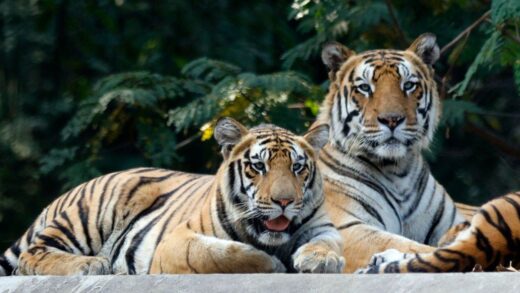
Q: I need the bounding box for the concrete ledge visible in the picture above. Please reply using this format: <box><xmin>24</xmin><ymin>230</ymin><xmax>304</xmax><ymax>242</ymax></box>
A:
<box><xmin>1</xmin><ymin>273</ymin><xmax>519</xmax><ymax>293</ymax></box>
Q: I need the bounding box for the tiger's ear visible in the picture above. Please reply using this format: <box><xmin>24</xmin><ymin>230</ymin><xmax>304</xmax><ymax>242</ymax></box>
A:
<box><xmin>321</xmin><ymin>41</ymin><xmax>355</xmax><ymax>81</ymax></box>
<box><xmin>304</xmin><ymin>123</ymin><xmax>330</xmax><ymax>152</ymax></box>
<box><xmin>407</xmin><ymin>33</ymin><xmax>440</xmax><ymax>66</ymax></box>
<box><xmin>214</xmin><ymin>117</ymin><xmax>249</xmax><ymax>159</ymax></box>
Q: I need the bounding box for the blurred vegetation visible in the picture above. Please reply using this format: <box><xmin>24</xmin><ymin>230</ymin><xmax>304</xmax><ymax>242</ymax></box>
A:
<box><xmin>0</xmin><ymin>0</ymin><xmax>519</xmax><ymax>249</ymax></box>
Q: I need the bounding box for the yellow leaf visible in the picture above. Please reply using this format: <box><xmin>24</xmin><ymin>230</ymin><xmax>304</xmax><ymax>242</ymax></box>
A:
<box><xmin>200</xmin><ymin>123</ymin><xmax>213</xmax><ymax>141</ymax></box>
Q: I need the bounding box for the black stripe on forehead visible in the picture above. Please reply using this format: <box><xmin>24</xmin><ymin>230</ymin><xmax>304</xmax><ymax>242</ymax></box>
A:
<box><xmin>270</xmin><ymin>147</ymin><xmax>294</xmax><ymax>159</ymax></box>
<box><xmin>248</xmin><ymin>137</ymin><xmax>301</xmax><ymax>158</ymax></box>
<box><xmin>250</xmin><ymin>126</ymin><xmax>294</xmax><ymax>137</ymax></box>
<box><xmin>360</xmin><ymin>49</ymin><xmax>403</xmax><ymax>57</ymax></box>
<box><xmin>360</xmin><ymin>50</ymin><xmax>405</xmax><ymax>66</ymax></box>
<box><xmin>257</xmin><ymin>136</ymin><xmax>297</xmax><ymax>149</ymax></box>
<box><xmin>373</xmin><ymin>65</ymin><xmax>401</xmax><ymax>81</ymax></box>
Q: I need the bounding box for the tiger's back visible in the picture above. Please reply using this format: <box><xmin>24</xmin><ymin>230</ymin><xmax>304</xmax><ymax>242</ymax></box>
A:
<box><xmin>1</xmin><ymin>167</ymin><xmax>214</xmax><ymax>275</ymax></box>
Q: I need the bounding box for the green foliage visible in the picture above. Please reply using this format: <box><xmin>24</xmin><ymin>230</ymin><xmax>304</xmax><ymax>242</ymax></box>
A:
<box><xmin>283</xmin><ymin>0</ymin><xmax>350</xmax><ymax>68</ymax></box>
<box><xmin>441</xmin><ymin>100</ymin><xmax>484</xmax><ymax>128</ymax></box>
<box><xmin>491</xmin><ymin>0</ymin><xmax>520</xmax><ymax>24</ymax></box>
<box><xmin>169</xmin><ymin>58</ymin><xmax>319</xmax><ymax>133</ymax></box>
<box><xmin>61</xmin><ymin>72</ymin><xmax>184</xmax><ymax>140</ymax></box>
<box><xmin>182</xmin><ymin>58</ymin><xmax>242</xmax><ymax>82</ymax></box>
<box><xmin>450</xmin><ymin>31</ymin><xmax>504</xmax><ymax>97</ymax></box>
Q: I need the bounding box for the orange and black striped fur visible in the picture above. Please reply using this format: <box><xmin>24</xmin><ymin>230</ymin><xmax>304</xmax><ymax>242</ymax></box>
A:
<box><xmin>0</xmin><ymin>118</ymin><xmax>344</xmax><ymax>275</ymax></box>
<box><xmin>316</xmin><ymin>33</ymin><xmax>478</xmax><ymax>272</ymax></box>
<box><xmin>360</xmin><ymin>191</ymin><xmax>520</xmax><ymax>273</ymax></box>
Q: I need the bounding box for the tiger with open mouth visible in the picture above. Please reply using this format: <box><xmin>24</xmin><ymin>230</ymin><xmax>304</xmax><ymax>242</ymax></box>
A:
<box><xmin>0</xmin><ymin>118</ymin><xmax>344</xmax><ymax>275</ymax></box>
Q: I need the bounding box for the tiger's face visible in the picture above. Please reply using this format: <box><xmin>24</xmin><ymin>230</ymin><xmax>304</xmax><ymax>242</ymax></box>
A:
<box><xmin>318</xmin><ymin>33</ymin><xmax>441</xmax><ymax>160</ymax></box>
<box><xmin>214</xmin><ymin>118</ymin><xmax>329</xmax><ymax>246</ymax></box>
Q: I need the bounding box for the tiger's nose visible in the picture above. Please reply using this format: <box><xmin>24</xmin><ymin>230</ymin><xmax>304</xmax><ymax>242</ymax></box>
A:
<box><xmin>272</xmin><ymin>198</ymin><xmax>294</xmax><ymax>208</ymax></box>
<box><xmin>377</xmin><ymin>114</ymin><xmax>405</xmax><ymax>130</ymax></box>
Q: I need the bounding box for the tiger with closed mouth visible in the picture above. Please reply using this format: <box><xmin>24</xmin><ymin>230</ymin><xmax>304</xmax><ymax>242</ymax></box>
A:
<box><xmin>0</xmin><ymin>118</ymin><xmax>344</xmax><ymax>275</ymax></box>
<box><xmin>316</xmin><ymin>33</ymin><xmax>477</xmax><ymax>272</ymax></box>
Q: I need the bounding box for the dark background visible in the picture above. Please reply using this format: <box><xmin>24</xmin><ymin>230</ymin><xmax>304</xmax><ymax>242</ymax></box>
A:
<box><xmin>1</xmin><ymin>0</ymin><xmax>519</xmax><ymax>250</ymax></box>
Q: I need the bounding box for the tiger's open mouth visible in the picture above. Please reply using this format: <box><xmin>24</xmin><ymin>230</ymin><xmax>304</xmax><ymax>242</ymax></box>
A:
<box><xmin>263</xmin><ymin>215</ymin><xmax>291</xmax><ymax>232</ymax></box>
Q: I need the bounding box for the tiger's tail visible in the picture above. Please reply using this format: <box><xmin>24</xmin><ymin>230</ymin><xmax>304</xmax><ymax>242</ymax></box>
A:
<box><xmin>0</xmin><ymin>254</ymin><xmax>12</xmax><ymax>276</ymax></box>
<box><xmin>0</xmin><ymin>245</ymin><xmax>19</xmax><ymax>276</ymax></box>
<box><xmin>0</xmin><ymin>216</ymin><xmax>46</xmax><ymax>276</ymax></box>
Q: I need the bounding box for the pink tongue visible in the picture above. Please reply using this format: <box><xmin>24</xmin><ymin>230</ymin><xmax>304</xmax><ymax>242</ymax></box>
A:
<box><xmin>264</xmin><ymin>216</ymin><xmax>290</xmax><ymax>232</ymax></box>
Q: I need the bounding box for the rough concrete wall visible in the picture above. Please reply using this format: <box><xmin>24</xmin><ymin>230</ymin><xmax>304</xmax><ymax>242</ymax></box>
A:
<box><xmin>1</xmin><ymin>273</ymin><xmax>519</xmax><ymax>293</ymax></box>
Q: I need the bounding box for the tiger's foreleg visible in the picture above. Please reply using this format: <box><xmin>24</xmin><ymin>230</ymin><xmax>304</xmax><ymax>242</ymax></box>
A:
<box><xmin>17</xmin><ymin>225</ymin><xmax>110</xmax><ymax>275</ymax></box>
<box><xmin>360</xmin><ymin>231</ymin><xmax>483</xmax><ymax>273</ymax></box>
<box><xmin>338</xmin><ymin>223</ymin><xmax>435</xmax><ymax>272</ymax></box>
<box><xmin>361</xmin><ymin>192</ymin><xmax>520</xmax><ymax>273</ymax></box>
<box><xmin>150</xmin><ymin>222</ymin><xmax>286</xmax><ymax>274</ymax></box>
<box><xmin>291</xmin><ymin>211</ymin><xmax>345</xmax><ymax>273</ymax></box>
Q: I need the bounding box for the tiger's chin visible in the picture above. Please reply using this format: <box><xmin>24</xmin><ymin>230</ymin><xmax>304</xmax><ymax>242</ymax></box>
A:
<box><xmin>372</xmin><ymin>141</ymin><xmax>408</xmax><ymax>160</ymax></box>
<box><xmin>257</xmin><ymin>231</ymin><xmax>291</xmax><ymax>246</ymax></box>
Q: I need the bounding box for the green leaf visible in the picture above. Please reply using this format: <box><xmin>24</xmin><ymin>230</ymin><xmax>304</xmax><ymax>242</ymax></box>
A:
<box><xmin>240</xmin><ymin>71</ymin><xmax>312</xmax><ymax>94</ymax></box>
<box><xmin>441</xmin><ymin>100</ymin><xmax>483</xmax><ymax>127</ymax></box>
<box><xmin>136</xmin><ymin>124</ymin><xmax>178</xmax><ymax>167</ymax></box>
<box><xmin>59</xmin><ymin>161</ymin><xmax>102</xmax><ymax>191</ymax></box>
<box><xmin>167</xmin><ymin>95</ymin><xmax>220</xmax><ymax>132</ymax></box>
<box><xmin>491</xmin><ymin>0</ymin><xmax>520</xmax><ymax>24</ymax></box>
<box><xmin>450</xmin><ymin>31</ymin><xmax>503</xmax><ymax>97</ymax></box>
<box><xmin>40</xmin><ymin>147</ymin><xmax>79</xmax><ymax>174</ymax></box>
<box><xmin>182</xmin><ymin>58</ymin><xmax>242</xmax><ymax>82</ymax></box>
<box><xmin>61</xmin><ymin>72</ymin><xmax>185</xmax><ymax>140</ymax></box>
<box><xmin>281</xmin><ymin>35</ymin><xmax>326</xmax><ymax>69</ymax></box>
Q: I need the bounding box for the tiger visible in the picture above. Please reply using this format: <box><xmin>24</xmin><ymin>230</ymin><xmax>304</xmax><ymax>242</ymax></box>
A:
<box><xmin>0</xmin><ymin>117</ymin><xmax>345</xmax><ymax>275</ymax></box>
<box><xmin>315</xmin><ymin>33</ymin><xmax>478</xmax><ymax>272</ymax></box>
<box><xmin>358</xmin><ymin>191</ymin><xmax>520</xmax><ymax>273</ymax></box>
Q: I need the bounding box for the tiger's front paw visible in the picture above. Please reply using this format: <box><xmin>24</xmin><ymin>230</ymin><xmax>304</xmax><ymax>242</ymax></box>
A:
<box><xmin>354</xmin><ymin>265</ymin><xmax>381</xmax><ymax>274</ymax></box>
<box><xmin>224</xmin><ymin>242</ymin><xmax>286</xmax><ymax>273</ymax></box>
<box><xmin>368</xmin><ymin>248</ymin><xmax>411</xmax><ymax>266</ymax></box>
<box><xmin>355</xmin><ymin>249</ymin><xmax>411</xmax><ymax>274</ymax></box>
<box><xmin>292</xmin><ymin>244</ymin><xmax>345</xmax><ymax>273</ymax></box>
<box><xmin>71</xmin><ymin>256</ymin><xmax>111</xmax><ymax>275</ymax></box>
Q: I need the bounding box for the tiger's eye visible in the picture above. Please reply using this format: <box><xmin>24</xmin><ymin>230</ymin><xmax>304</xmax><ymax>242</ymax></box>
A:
<box><xmin>403</xmin><ymin>81</ymin><xmax>415</xmax><ymax>91</ymax></box>
<box><xmin>358</xmin><ymin>84</ymin><xmax>371</xmax><ymax>92</ymax></box>
<box><xmin>292</xmin><ymin>163</ymin><xmax>303</xmax><ymax>172</ymax></box>
<box><xmin>252</xmin><ymin>162</ymin><xmax>266</xmax><ymax>172</ymax></box>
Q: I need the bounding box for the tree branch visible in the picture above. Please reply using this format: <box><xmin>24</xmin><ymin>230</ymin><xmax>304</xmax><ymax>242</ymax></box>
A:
<box><xmin>438</xmin><ymin>33</ymin><xmax>470</xmax><ymax>100</ymax></box>
<box><xmin>503</xmin><ymin>28</ymin><xmax>520</xmax><ymax>45</ymax></box>
<box><xmin>440</xmin><ymin>10</ymin><xmax>491</xmax><ymax>56</ymax></box>
<box><xmin>464</xmin><ymin>122</ymin><xmax>520</xmax><ymax>159</ymax></box>
<box><xmin>175</xmin><ymin>133</ymin><xmax>200</xmax><ymax>150</ymax></box>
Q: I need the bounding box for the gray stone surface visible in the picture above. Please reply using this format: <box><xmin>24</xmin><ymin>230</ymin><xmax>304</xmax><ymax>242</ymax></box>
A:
<box><xmin>0</xmin><ymin>273</ymin><xmax>518</xmax><ymax>293</ymax></box>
